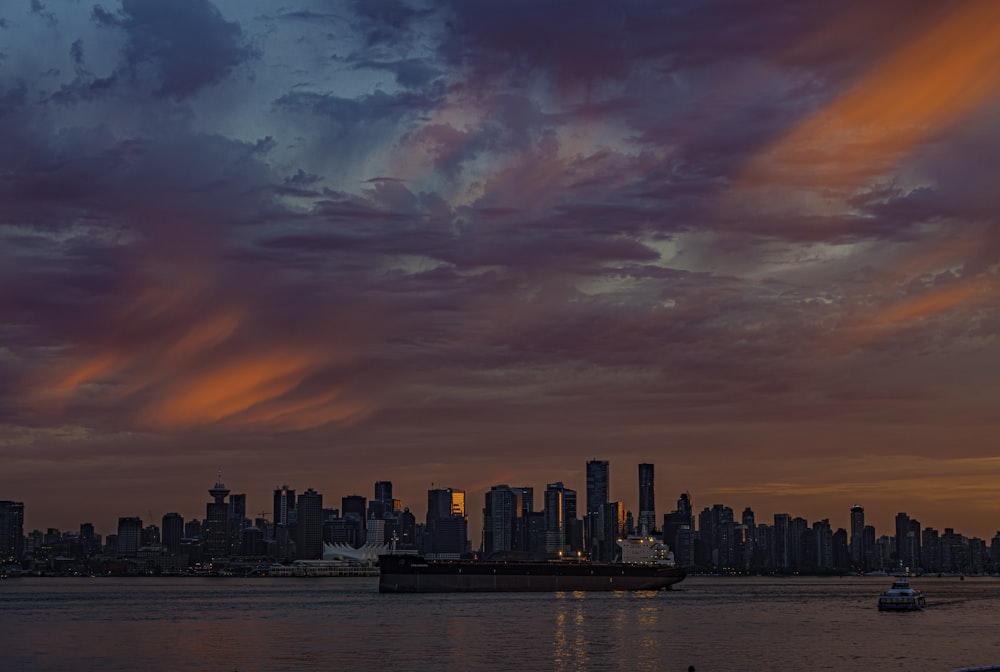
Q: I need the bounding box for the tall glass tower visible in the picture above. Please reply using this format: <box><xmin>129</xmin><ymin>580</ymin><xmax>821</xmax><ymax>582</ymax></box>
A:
<box><xmin>849</xmin><ymin>504</ymin><xmax>865</xmax><ymax>568</ymax></box>
<box><xmin>638</xmin><ymin>463</ymin><xmax>655</xmax><ymax>534</ymax></box>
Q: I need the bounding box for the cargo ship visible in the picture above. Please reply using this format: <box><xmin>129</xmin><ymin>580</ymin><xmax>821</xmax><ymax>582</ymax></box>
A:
<box><xmin>378</xmin><ymin>535</ymin><xmax>686</xmax><ymax>593</ymax></box>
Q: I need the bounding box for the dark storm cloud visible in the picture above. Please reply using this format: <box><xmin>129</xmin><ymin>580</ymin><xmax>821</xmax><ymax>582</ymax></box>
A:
<box><xmin>93</xmin><ymin>0</ymin><xmax>255</xmax><ymax>99</ymax></box>
<box><xmin>350</xmin><ymin>0</ymin><xmax>427</xmax><ymax>47</ymax></box>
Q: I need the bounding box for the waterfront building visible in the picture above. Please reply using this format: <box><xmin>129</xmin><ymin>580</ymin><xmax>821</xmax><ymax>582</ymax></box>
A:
<box><xmin>116</xmin><ymin>517</ymin><xmax>143</xmax><ymax>557</ymax></box>
<box><xmin>0</xmin><ymin>500</ymin><xmax>25</xmax><ymax>563</ymax></box>
<box><xmin>638</xmin><ymin>463</ymin><xmax>655</xmax><ymax>534</ymax></box>
<box><xmin>296</xmin><ymin>488</ymin><xmax>324</xmax><ymax>560</ymax></box>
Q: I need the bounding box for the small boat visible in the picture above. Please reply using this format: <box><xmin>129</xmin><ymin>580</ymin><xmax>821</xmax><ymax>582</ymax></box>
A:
<box><xmin>877</xmin><ymin>577</ymin><xmax>926</xmax><ymax>611</ymax></box>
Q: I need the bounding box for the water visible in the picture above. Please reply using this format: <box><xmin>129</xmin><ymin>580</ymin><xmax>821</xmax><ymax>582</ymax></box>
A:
<box><xmin>2</xmin><ymin>575</ymin><xmax>999</xmax><ymax>671</ymax></box>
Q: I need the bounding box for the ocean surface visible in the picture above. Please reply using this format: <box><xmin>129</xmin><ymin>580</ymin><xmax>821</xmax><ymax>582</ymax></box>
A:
<box><xmin>2</xmin><ymin>574</ymin><xmax>999</xmax><ymax>671</ymax></box>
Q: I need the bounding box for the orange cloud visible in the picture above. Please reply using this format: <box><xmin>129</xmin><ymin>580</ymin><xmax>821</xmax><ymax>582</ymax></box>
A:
<box><xmin>41</xmin><ymin>264</ymin><xmax>373</xmax><ymax>433</ymax></box>
<box><xmin>876</xmin><ymin>281</ymin><xmax>980</xmax><ymax>326</ymax></box>
<box><xmin>837</xmin><ymin>278</ymin><xmax>988</xmax><ymax>350</ymax></box>
<box><xmin>56</xmin><ymin>353</ymin><xmax>119</xmax><ymax>393</ymax></box>
<box><xmin>744</xmin><ymin>2</ymin><xmax>1000</xmax><ymax>190</ymax></box>
<box><xmin>142</xmin><ymin>352</ymin><xmax>315</xmax><ymax>428</ymax></box>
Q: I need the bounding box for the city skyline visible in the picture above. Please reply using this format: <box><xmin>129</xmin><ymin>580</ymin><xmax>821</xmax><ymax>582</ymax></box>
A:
<box><xmin>5</xmin><ymin>464</ymin><xmax>998</xmax><ymax>545</ymax></box>
<box><xmin>3</xmin><ymin>2</ymin><xmax>1000</xmax><ymax>541</ymax></box>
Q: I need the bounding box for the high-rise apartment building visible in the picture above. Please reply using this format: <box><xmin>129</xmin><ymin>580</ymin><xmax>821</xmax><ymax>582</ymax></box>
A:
<box><xmin>638</xmin><ymin>463</ymin><xmax>655</xmax><ymax>534</ymax></box>
<box><xmin>0</xmin><ymin>500</ymin><xmax>25</xmax><ymax>562</ymax></box>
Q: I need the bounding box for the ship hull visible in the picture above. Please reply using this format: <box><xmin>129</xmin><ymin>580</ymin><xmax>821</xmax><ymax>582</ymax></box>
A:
<box><xmin>378</xmin><ymin>555</ymin><xmax>687</xmax><ymax>593</ymax></box>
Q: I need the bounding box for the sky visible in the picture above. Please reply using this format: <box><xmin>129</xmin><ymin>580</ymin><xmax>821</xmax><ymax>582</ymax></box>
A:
<box><xmin>2</xmin><ymin>0</ymin><xmax>1000</xmax><ymax>540</ymax></box>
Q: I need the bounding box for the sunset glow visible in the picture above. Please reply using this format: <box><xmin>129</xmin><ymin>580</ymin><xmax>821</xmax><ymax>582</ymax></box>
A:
<box><xmin>1</xmin><ymin>0</ymin><xmax>999</xmax><ymax>542</ymax></box>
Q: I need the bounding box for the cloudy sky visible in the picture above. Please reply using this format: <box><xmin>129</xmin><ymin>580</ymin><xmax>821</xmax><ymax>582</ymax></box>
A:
<box><xmin>2</xmin><ymin>0</ymin><xmax>1000</xmax><ymax>539</ymax></box>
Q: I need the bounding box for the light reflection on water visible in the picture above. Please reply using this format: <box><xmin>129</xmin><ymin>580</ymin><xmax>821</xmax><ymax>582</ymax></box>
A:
<box><xmin>3</xmin><ymin>576</ymin><xmax>1000</xmax><ymax>671</ymax></box>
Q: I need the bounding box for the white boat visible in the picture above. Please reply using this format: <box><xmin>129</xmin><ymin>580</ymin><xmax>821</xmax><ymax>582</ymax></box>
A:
<box><xmin>877</xmin><ymin>577</ymin><xmax>926</xmax><ymax>611</ymax></box>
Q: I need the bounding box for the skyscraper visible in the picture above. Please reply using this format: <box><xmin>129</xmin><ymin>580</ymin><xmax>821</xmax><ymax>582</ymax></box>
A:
<box><xmin>483</xmin><ymin>485</ymin><xmax>519</xmax><ymax>555</ymax></box>
<box><xmin>162</xmin><ymin>512</ymin><xmax>184</xmax><ymax>553</ymax></box>
<box><xmin>773</xmin><ymin>513</ymin><xmax>790</xmax><ymax>569</ymax></box>
<box><xmin>586</xmin><ymin>459</ymin><xmax>609</xmax><ymax>518</ymax></box>
<box><xmin>850</xmin><ymin>504</ymin><xmax>865</xmax><ymax>568</ymax></box>
<box><xmin>273</xmin><ymin>485</ymin><xmax>296</xmax><ymax>527</ymax></box>
<box><xmin>0</xmin><ymin>500</ymin><xmax>25</xmax><ymax>562</ymax></box>
<box><xmin>116</xmin><ymin>516</ymin><xmax>143</xmax><ymax>557</ymax></box>
<box><xmin>543</xmin><ymin>482</ymin><xmax>565</xmax><ymax>554</ymax></box>
<box><xmin>638</xmin><ymin>463</ymin><xmax>655</xmax><ymax>534</ymax></box>
<box><xmin>585</xmin><ymin>459</ymin><xmax>609</xmax><ymax>555</ymax></box>
<box><xmin>426</xmin><ymin>488</ymin><xmax>467</xmax><ymax>557</ymax></box>
<box><xmin>296</xmin><ymin>488</ymin><xmax>324</xmax><ymax>560</ymax></box>
<box><xmin>229</xmin><ymin>493</ymin><xmax>247</xmax><ymax>555</ymax></box>
<box><xmin>204</xmin><ymin>474</ymin><xmax>230</xmax><ymax>559</ymax></box>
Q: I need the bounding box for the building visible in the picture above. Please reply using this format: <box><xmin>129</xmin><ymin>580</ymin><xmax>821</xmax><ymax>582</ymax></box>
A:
<box><xmin>204</xmin><ymin>475</ymin><xmax>231</xmax><ymax>559</ymax></box>
<box><xmin>0</xmin><ymin>500</ymin><xmax>25</xmax><ymax>563</ymax></box>
<box><xmin>162</xmin><ymin>512</ymin><xmax>184</xmax><ymax>553</ymax></box>
<box><xmin>369</xmin><ymin>481</ymin><xmax>395</xmax><ymax>519</ymax></box>
<box><xmin>273</xmin><ymin>485</ymin><xmax>296</xmax><ymax>527</ymax></box>
<box><xmin>601</xmin><ymin>501</ymin><xmax>626</xmax><ymax>562</ymax></box>
<box><xmin>116</xmin><ymin>517</ymin><xmax>143</xmax><ymax>557</ymax></box>
<box><xmin>849</xmin><ymin>504</ymin><xmax>865</xmax><ymax>569</ymax></box>
<box><xmin>773</xmin><ymin>513</ymin><xmax>790</xmax><ymax>569</ymax></box>
<box><xmin>296</xmin><ymin>488</ymin><xmax>324</xmax><ymax>560</ymax></box>
<box><xmin>638</xmin><ymin>463</ymin><xmax>655</xmax><ymax>534</ymax></box>
<box><xmin>426</xmin><ymin>488</ymin><xmax>467</xmax><ymax>557</ymax></box>
<box><xmin>543</xmin><ymin>482</ymin><xmax>578</xmax><ymax>555</ymax></box>
<box><xmin>585</xmin><ymin>460</ymin><xmax>609</xmax><ymax>555</ymax></box>
<box><xmin>483</xmin><ymin>485</ymin><xmax>518</xmax><ymax>556</ymax></box>
<box><xmin>342</xmin><ymin>495</ymin><xmax>367</xmax><ymax>545</ymax></box>
<box><xmin>229</xmin><ymin>493</ymin><xmax>247</xmax><ymax>554</ymax></box>
<box><xmin>895</xmin><ymin>512</ymin><xmax>921</xmax><ymax>571</ymax></box>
